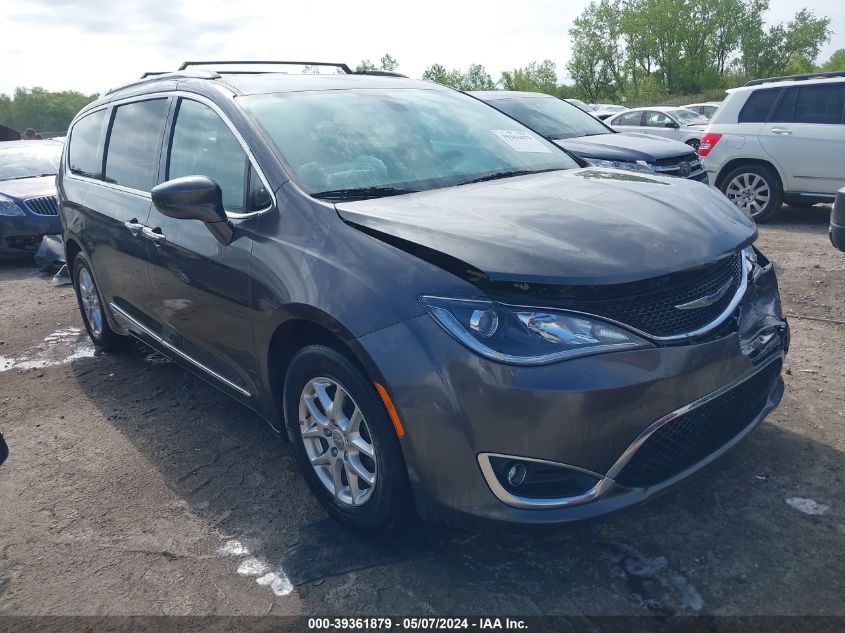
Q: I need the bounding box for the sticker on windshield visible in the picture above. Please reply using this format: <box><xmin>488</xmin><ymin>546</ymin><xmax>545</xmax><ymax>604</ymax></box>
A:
<box><xmin>491</xmin><ymin>130</ymin><xmax>553</xmax><ymax>153</ymax></box>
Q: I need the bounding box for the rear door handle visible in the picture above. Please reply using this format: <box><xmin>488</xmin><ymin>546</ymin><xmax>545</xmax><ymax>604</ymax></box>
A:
<box><xmin>123</xmin><ymin>220</ymin><xmax>144</xmax><ymax>235</ymax></box>
<box><xmin>141</xmin><ymin>226</ymin><xmax>166</xmax><ymax>243</ymax></box>
<box><xmin>771</xmin><ymin>127</ymin><xmax>792</xmax><ymax>135</ymax></box>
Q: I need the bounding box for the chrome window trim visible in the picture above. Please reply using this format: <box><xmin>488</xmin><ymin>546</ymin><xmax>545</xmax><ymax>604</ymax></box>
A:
<box><xmin>64</xmin><ymin>90</ymin><xmax>276</xmax><ymax>219</ymax></box>
<box><xmin>479</xmin><ymin>351</ymin><xmax>783</xmax><ymax>510</ymax></box>
<box><xmin>108</xmin><ymin>302</ymin><xmax>252</xmax><ymax>397</ymax></box>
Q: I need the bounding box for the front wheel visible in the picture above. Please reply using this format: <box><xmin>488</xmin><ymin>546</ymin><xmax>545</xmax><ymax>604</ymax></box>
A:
<box><xmin>72</xmin><ymin>252</ymin><xmax>124</xmax><ymax>350</ymax></box>
<box><xmin>720</xmin><ymin>164</ymin><xmax>782</xmax><ymax>223</ymax></box>
<box><xmin>283</xmin><ymin>345</ymin><xmax>410</xmax><ymax>531</ymax></box>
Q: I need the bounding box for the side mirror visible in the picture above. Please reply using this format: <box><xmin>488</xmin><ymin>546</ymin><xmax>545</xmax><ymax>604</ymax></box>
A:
<box><xmin>151</xmin><ymin>176</ymin><xmax>234</xmax><ymax>245</ymax></box>
<box><xmin>665</xmin><ymin>121</ymin><xmax>680</xmax><ymax>129</ymax></box>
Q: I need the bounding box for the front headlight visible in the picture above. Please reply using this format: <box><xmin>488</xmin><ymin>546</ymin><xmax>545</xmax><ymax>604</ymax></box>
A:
<box><xmin>420</xmin><ymin>296</ymin><xmax>652</xmax><ymax>366</ymax></box>
<box><xmin>583</xmin><ymin>158</ymin><xmax>654</xmax><ymax>173</ymax></box>
<box><xmin>0</xmin><ymin>197</ymin><xmax>25</xmax><ymax>216</ymax></box>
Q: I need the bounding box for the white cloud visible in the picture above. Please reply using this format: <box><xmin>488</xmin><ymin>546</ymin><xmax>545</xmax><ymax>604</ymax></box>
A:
<box><xmin>1</xmin><ymin>0</ymin><xmax>842</xmax><ymax>95</ymax></box>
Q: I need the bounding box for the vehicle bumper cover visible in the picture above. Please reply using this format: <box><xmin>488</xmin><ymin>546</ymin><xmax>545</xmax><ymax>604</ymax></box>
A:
<box><xmin>0</xmin><ymin>213</ymin><xmax>61</xmax><ymax>255</ymax></box>
<box><xmin>357</xmin><ymin>260</ymin><xmax>787</xmax><ymax>525</ymax></box>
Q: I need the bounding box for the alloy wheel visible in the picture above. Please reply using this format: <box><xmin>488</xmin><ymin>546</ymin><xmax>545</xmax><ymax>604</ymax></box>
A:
<box><xmin>78</xmin><ymin>267</ymin><xmax>104</xmax><ymax>338</ymax></box>
<box><xmin>298</xmin><ymin>377</ymin><xmax>378</xmax><ymax>506</ymax></box>
<box><xmin>725</xmin><ymin>172</ymin><xmax>770</xmax><ymax>218</ymax></box>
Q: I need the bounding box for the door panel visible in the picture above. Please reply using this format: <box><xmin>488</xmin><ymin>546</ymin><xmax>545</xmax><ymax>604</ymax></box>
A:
<box><xmin>144</xmin><ymin>97</ymin><xmax>263</xmax><ymax>398</ymax></box>
<box><xmin>760</xmin><ymin>84</ymin><xmax>845</xmax><ymax>195</ymax></box>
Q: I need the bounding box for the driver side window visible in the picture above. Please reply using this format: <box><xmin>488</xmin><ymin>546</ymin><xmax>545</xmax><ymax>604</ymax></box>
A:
<box><xmin>168</xmin><ymin>99</ymin><xmax>251</xmax><ymax>213</ymax></box>
<box><xmin>645</xmin><ymin>111</ymin><xmax>672</xmax><ymax>127</ymax></box>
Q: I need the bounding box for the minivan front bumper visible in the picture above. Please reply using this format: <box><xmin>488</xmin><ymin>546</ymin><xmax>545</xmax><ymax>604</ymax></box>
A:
<box><xmin>356</xmin><ymin>261</ymin><xmax>787</xmax><ymax>526</ymax></box>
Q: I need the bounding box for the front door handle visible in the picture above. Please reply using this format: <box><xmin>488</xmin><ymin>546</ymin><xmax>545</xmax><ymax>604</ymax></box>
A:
<box><xmin>771</xmin><ymin>127</ymin><xmax>792</xmax><ymax>135</ymax></box>
<box><xmin>141</xmin><ymin>226</ymin><xmax>166</xmax><ymax>243</ymax></box>
<box><xmin>123</xmin><ymin>219</ymin><xmax>144</xmax><ymax>236</ymax></box>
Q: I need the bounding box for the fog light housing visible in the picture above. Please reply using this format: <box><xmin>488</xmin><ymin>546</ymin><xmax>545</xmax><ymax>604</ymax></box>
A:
<box><xmin>506</xmin><ymin>462</ymin><xmax>527</xmax><ymax>487</ymax></box>
<box><xmin>487</xmin><ymin>455</ymin><xmax>601</xmax><ymax>500</ymax></box>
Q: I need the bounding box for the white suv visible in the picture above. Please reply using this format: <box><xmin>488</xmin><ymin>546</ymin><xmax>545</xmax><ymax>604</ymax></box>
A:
<box><xmin>700</xmin><ymin>72</ymin><xmax>845</xmax><ymax>222</ymax></box>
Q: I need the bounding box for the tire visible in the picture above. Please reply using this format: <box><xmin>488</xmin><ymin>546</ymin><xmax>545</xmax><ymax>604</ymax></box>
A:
<box><xmin>283</xmin><ymin>345</ymin><xmax>410</xmax><ymax>531</ymax></box>
<box><xmin>685</xmin><ymin>138</ymin><xmax>701</xmax><ymax>151</ymax></box>
<box><xmin>719</xmin><ymin>164</ymin><xmax>782</xmax><ymax>223</ymax></box>
<box><xmin>71</xmin><ymin>252</ymin><xmax>125</xmax><ymax>351</ymax></box>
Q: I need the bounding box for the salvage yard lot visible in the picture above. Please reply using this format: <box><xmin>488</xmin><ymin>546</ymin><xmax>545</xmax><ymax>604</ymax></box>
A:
<box><xmin>1</xmin><ymin>205</ymin><xmax>843</xmax><ymax>617</ymax></box>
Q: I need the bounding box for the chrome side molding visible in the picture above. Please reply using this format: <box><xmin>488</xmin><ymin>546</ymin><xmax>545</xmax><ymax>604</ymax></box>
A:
<box><xmin>108</xmin><ymin>302</ymin><xmax>251</xmax><ymax>397</ymax></box>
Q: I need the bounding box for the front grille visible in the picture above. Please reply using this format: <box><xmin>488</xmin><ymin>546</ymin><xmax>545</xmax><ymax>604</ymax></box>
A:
<box><xmin>614</xmin><ymin>359</ymin><xmax>781</xmax><ymax>488</ymax></box>
<box><xmin>24</xmin><ymin>195</ymin><xmax>58</xmax><ymax>216</ymax></box>
<box><xmin>653</xmin><ymin>153</ymin><xmax>705</xmax><ymax>180</ymax></box>
<box><xmin>566</xmin><ymin>252</ymin><xmax>744</xmax><ymax>338</ymax></box>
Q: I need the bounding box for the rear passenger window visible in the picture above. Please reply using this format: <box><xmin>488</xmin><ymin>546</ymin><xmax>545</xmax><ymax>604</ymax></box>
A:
<box><xmin>738</xmin><ymin>88</ymin><xmax>780</xmax><ymax>123</ymax></box>
<box><xmin>168</xmin><ymin>100</ymin><xmax>248</xmax><ymax>213</ymax></box>
<box><xmin>615</xmin><ymin>111</ymin><xmax>642</xmax><ymax>126</ymax></box>
<box><xmin>104</xmin><ymin>99</ymin><xmax>169</xmax><ymax>191</ymax></box>
<box><xmin>770</xmin><ymin>88</ymin><xmax>797</xmax><ymax>123</ymax></box>
<box><xmin>794</xmin><ymin>84</ymin><xmax>845</xmax><ymax>124</ymax></box>
<box><xmin>69</xmin><ymin>109</ymin><xmax>107</xmax><ymax>178</ymax></box>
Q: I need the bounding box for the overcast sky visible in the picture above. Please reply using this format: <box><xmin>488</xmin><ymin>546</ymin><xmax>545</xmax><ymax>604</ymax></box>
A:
<box><xmin>2</xmin><ymin>0</ymin><xmax>843</xmax><ymax>95</ymax></box>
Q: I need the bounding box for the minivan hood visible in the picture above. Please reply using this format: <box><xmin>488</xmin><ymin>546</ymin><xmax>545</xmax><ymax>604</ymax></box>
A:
<box><xmin>336</xmin><ymin>169</ymin><xmax>756</xmax><ymax>286</ymax></box>
<box><xmin>0</xmin><ymin>176</ymin><xmax>56</xmax><ymax>201</ymax></box>
<box><xmin>555</xmin><ymin>133</ymin><xmax>695</xmax><ymax>162</ymax></box>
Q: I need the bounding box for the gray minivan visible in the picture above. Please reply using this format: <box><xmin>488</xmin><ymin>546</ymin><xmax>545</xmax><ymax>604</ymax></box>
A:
<box><xmin>58</xmin><ymin>63</ymin><xmax>788</xmax><ymax>530</ymax></box>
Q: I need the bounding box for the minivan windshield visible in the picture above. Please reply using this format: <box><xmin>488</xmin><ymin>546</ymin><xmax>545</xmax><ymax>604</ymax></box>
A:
<box><xmin>483</xmin><ymin>94</ymin><xmax>612</xmax><ymax>140</ymax></box>
<box><xmin>0</xmin><ymin>144</ymin><xmax>62</xmax><ymax>181</ymax></box>
<box><xmin>242</xmin><ymin>88</ymin><xmax>578</xmax><ymax>200</ymax></box>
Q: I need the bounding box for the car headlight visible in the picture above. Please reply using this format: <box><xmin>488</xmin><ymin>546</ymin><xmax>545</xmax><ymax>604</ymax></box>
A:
<box><xmin>583</xmin><ymin>158</ymin><xmax>655</xmax><ymax>173</ymax></box>
<box><xmin>420</xmin><ymin>296</ymin><xmax>652</xmax><ymax>366</ymax></box>
<box><xmin>0</xmin><ymin>197</ymin><xmax>24</xmax><ymax>217</ymax></box>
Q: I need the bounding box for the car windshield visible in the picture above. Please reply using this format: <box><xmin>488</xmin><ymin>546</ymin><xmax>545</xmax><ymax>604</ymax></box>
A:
<box><xmin>486</xmin><ymin>95</ymin><xmax>612</xmax><ymax>140</ymax></box>
<box><xmin>566</xmin><ymin>99</ymin><xmax>594</xmax><ymax>112</ymax></box>
<box><xmin>670</xmin><ymin>109</ymin><xmax>709</xmax><ymax>125</ymax></box>
<box><xmin>0</xmin><ymin>144</ymin><xmax>62</xmax><ymax>181</ymax></box>
<box><xmin>241</xmin><ymin>88</ymin><xmax>578</xmax><ymax>199</ymax></box>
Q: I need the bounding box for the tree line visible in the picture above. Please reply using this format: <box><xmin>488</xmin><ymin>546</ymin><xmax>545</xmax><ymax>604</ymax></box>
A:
<box><xmin>2</xmin><ymin>4</ymin><xmax>841</xmax><ymax>136</ymax></box>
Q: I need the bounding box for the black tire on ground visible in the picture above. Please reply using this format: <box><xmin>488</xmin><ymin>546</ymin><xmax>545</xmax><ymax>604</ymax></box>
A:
<box><xmin>71</xmin><ymin>252</ymin><xmax>125</xmax><ymax>351</ymax></box>
<box><xmin>283</xmin><ymin>345</ymin><xmax>410</xmax><ymax>531</ymax></box>
<box><xmin>719</xmin><ymin>163</ymin><xmax>783</xmax><ymax>223</ymax></box>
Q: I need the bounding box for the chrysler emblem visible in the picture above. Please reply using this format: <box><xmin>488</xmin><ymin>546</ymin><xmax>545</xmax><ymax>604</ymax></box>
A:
<box><xmin>675</xmin><ymin>278</ymin><xmax>733</xmax><ymax>310</ymax></box>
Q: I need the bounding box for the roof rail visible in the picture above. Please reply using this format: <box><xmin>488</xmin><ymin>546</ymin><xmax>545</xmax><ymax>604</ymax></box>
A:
<box><xmin>179</xmin><ymin>60</ymin><xmax>354</xmax><ymax>74</ymax></box>
<box><xmin>745</xmin><ymin>70</ymin><xmax>845</xmax><ymax>86</ymax></box>
<box><xmin>356</xmin><ymin>70</ymin><xmax>408</xmax><ymax>78</ymax></box>
<box><xmin>103</xmin><ymin>69</ymin><xmax>221</xmax><ymax>96</ymax></box>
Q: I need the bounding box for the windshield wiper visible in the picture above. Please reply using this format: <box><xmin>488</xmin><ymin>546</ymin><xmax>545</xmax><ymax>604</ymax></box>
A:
<box><xmin>312</xmin><ymin>186</ymin><xmax>419</xmax><ymax>201</ymax></box>
<box><xmin>457</xmin><ymin>168</ymin><xmax>561</xmax><ymax>186</ymax></box>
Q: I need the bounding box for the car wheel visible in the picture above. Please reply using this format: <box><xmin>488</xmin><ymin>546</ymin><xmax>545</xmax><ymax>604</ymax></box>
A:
<box><xmin>283</xmin><ymin>345</ymin><xmax>410</xmax><ymax>531</ymax></box>
<box><xmin>720</xmin><ymin>164</ymin><xmax>782</xmax><ymax>223</ymax></box>
<box><xmin>72</xmin><ymin>252</ymin><xmax>124</xmax><ymax>350</ymax></box>
<box><xmin>686</xmin><ymin>138</ymin><xmax>701</xmax><ymax>151</ymax></box>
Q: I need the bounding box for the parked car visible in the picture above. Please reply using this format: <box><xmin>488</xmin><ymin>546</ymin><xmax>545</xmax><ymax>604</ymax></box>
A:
<box><xmin>684</xmin><ymin>102</ymin><xmax>722</xmax><ymax>120</ymax></box>
<box><xmin>607</xmin><ymin>107</ymin><xmax>709</xmax><ymax>150</ymax></box>
<box><xmin>831</xmin><ymin>186</ymin><xmax>845</xmax><ymax>252</ymax></box>
<box><xmin>700</xmin><ymin>72</ymin><xmax>845</xmax><ymax>222</ymax></box>
<box><xmin>58</xmin><ymin>62</ymin><xmax>788</xmax><ymax>531</ymax></box>
<box><xmin>471</xmin><ymin>91</ymin><xmax>706</xmax><ymax>182</ymax></box>
<box><xmin>591</xmin><ymin>103</ymin><xmax>628</xmax><ymax>120</ymax></box>
<box><xmin>564</xmin><ymin>98</ymin><xmax>594</xmax><ymax>113</ymax></box>
<box><xmin>0</xmin><ymin>139</ymin><xmax>63</xmax><ymax>259</ymax></box>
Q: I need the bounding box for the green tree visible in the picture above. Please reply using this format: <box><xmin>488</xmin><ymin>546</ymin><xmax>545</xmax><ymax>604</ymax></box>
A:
<box><xmin>355</xmin><ymin>54</ymin><xmax>399</xmax><ymax>73</ymax></box>
<box><xmin>500</xmin><ymin>60</ymin><xmax>559</xmax><ymax>94</ymax></box>
<box><xmin>820</xmin><ymin>49</ymin><xmax>845</xmax><ymax>72</ymax></box>
<box><xmin>422</xmin><ymin>63</ymin><xmax>495</xmax><ymax>90</ymax></box>
<box><xmin>0</xmin><ymin>87</ymin><xmax>98</xmax><ymax>136</ymax></box>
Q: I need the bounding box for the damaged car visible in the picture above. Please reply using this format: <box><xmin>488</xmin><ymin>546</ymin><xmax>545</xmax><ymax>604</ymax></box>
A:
<box><xmin>58</xmin><ymin>62</ymin><xmax>789</xmax><ymax>530</ymax></box>
<box><xmin>0</xmin><ymin>139</ymin><xmax>63</xmax><ymax>259</ymax></box>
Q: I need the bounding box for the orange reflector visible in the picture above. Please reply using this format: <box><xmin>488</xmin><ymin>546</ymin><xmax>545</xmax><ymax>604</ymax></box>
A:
<box><xmin>374</xmin><ymin>382</ymin><xmax>405</xmax><ymax>438</ymax></box>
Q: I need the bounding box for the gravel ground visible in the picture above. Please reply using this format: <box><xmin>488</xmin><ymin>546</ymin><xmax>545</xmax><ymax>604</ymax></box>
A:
<box><xmin>0</xmin><ymin>204</ymin><xmax>843</xmax><ymax>618</ymax></box>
